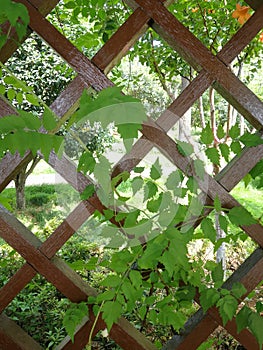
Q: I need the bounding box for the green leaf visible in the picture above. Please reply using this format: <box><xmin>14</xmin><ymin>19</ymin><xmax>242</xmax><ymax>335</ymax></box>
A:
<box><xmin>219</xmin><ymin>214</ymin><xmax>228</xmax><ymax>232</ymax></box>
<box><xmin>219</xmin><ymin>143</ymin><xmax>230</xmax><ymax>162</ymax></box>
<box><xmin>117</xmin><ymin>123</ymin><xmax>142</xmax><ymax>139</ymax></box>
<box><xmin>94</xmin><ymin>155</ymin><xmax>112</xmax><ymax>204</ymax></box>
<box><xmin>211</xmin><ymin>262</ymin><xmax>224</xmax><ymax>287</ymax></box>
<box><xmin>248</xmin><ymin>312</ymin><xmax>263</xmax><ymax>348</ymax></box>
<box><xmin>214</xmin><ymin>195</ymin><xmax>221</xmax><ymax>212</ymax></box>
<box><xmin>159</xmin><ymin>203</ymin><xmax>178</xmax><ymax>227</ymax></box>
<box><xmin>16</xmin><ymin>91</ymin><xmax>23</xmax><ymax>104</ymax></box>
<box><xmin>75</xmin><ymin>87</ymin><xmax>147</xmax><ymax>129</ymax></box>
<box><xmin>227</xmin><ymin>206</ymin><xmax>257</xmax><ymax>226</ymax></box>
<box><xmin>144</xmin><ymin>181</ymin><xmax>158</xmax><ymax>201</ymax></box>
<box><xmin>0</xmin><ymin>194</ymin><xmax>12</xmax><ymax>211</ymax></box>
<box><xmin>217</xmin><ymin>295</ymin><xmax>238</xmax><ymax>326</ymax></box>
<box><xmin>165</xmin><ymin>170</ymin><xmax>183</xmax><ymax>190</ymax></box>
<box><xmin>200</xmin><ymin>288</ymin><xmax>220</xmax><ymax>313</ymax></box>
<box><xmin>131</xmin><ymin>176</ymin><xmax>144</xmax><ymax>195</ymax></box>
<box><xmin>25</xmin><ymin>93</ymin><xmax>40</xmax><ymax>106</ymax></box>
<box><xmin>133</xmin><ymin>166</ymin><xmax>144</xmax><ymax>173</ymax></box>
<box><xmin>80</xmin><ymin>184</ymin><xmax>95</xmax><ymax>200</ymax></box>
<box><xmin>7</xmin><ymin>88</ymin><xmax>16</xmax><ymax>101</ymax></box>
<box><xmin>230</xmin><ymin>141</ymin><xmax>242</xmax><ymax>155</ymax></box>
<box><xmin>1</xmin><ymin>131</ymin><xmax>62</xmax><ymax>161</ymax></box>
<box><xmin>193</xmin><ymin>158</ymin><xmax>205</xmax><ymax>180</ymax></box>
<box><xmin>78</xmin><ymin>151</ymin><xmax>96</xmax><ymax>174</ymax></box>
<box><xmin>200</xmin><ymin>123</ymin><xmax>214</xmax><ymax>145</ymax></box>
<box><xmin>96</xmin><ymin>290</ymin><xmax>116</xmax><ymax>303</ymax></box>
<box><xmin>43</xmin><ymin>108</ymin><xmax>57</xmax><ymax>131</ymax></box>
<box><xmin>138</xmin><ymin>241</ymin><xmax>165</xmax><ymax>269</ymax></box>
<box><xmin>101</xmin><ymin>300</ymin><xmax>122</xmax><ymax>330</ymax></box>
<box><xmin>124</xmin><ymin>219</ymin><xmax>152</xmax><ymax>239</ymax></box>
<box><xmin>256</xmin><ymin>301</ymin><xmax>263</xmax><ymax>314</ymax></box>
<box><xmin>240</xmin><ymin>133</ymin><xmax>263</xmax><ymax>147</ymax></box>
<box><xmin>217</xmin><ymin>125</ymin><xmax>225</xmax><ymax>139</ymax></box>
<box><xmin>231</xmin><ymin>282</ymin><xmax>247</xmax><ymax>299</ymax></box>
<box><xmin>186</xmin><ymin>176</ymin><xmax>198</xmax><ymax>194</ymax></box>
<box><xmin>150</xmin><ymin>158</ymin><xmax>162</xmax><ymax>180</ymax></box>
<box><xmin>205</xmin><ymin>147</ymin><xmax>220</xmax><ymax>165</ymax></box>
<box><xmin>100</xmin><ymin>275</ymin><xmax>122</xmax><ymax>288</ymax></box>
<box><xmin>129</xmin><ymin>270</ymin><xmax>142</xmax><ymax>289</ymax></box>
<box><xmin>63</xmin><ymin>302</ymin><xmax>88</xmax><ymax>343</ymax></box>
<box><xmin>147</xmin><ymin>193</ymin><xmax>163</xmax><ymax>213</ymax></box>
<box><xmin>229</xmin><ymin>124</ymin><xmax>240</xmax><ymax>139</ymax></box>
<box><xmin>177</xmin><ymin>140</ymin><xmax>194</xmax><ymax>157</ymax></box>
<box><xmin>250</xmin><ymin>160</ymin><xmax>263</xmax><ymax>179</ymax></box>
<box><xmin>201</xmin><ymin>217</ymin><xmax>216</xmax><ymax>243</ymax></box>
<box><xmin>236</xmin><ymin>306</ymin><xmax>252</xmax><ymax>333</ymax></box>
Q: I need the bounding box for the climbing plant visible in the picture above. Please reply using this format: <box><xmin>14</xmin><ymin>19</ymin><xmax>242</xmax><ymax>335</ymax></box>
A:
<box><xmin>1</xmin><ymin>1</ymin><xmax>263</xmax><ymax>349</ymax></box>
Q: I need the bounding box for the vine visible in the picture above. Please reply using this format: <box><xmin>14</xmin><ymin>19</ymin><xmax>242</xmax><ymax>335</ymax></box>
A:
<box><xmin>0</xmin><ymin>1</ymin><xmax>263</xmax><ymax>349</ymax></box>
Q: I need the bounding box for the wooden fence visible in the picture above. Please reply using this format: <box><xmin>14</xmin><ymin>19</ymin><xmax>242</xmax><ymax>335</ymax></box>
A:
<box><xmin>0</xmin><ymin>0</ymin><xmax>263</xmax><ymax>349</ymax></box>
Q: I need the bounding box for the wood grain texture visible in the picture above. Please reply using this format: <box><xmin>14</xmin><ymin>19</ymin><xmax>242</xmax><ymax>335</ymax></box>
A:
<box><xmin>0</xmin><ymin>313</ymin><xmax>43</xmax><ymax>350</ymax></box>
<box><xmin>134</xmin><ymin>0</ymin><xmax>263</xmax><ymax>129</ymax></box>
<box><xmin>0</xmin><ymin>0</ymin><xmax>59</xmax><ymax>63</ymax></box>
<box><xmin>163</xmin><ymin>248</ymin><xmax>263</xmax><ymax>350</ymax></box>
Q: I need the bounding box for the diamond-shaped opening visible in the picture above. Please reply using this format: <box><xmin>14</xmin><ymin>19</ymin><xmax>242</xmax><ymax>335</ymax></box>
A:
<box><xmin>126</xmin><ymin>29</ymin><xmax>197</xmax><ymax>112</ymax></box>
<box><xmin>48</xmin><ymin>1</ymin><xmax>132</xmax><ymax>59</ymax></box>
<box><xmin>0</xmin><ymin>240</ymin><xmax>26</xmax><ymax>289</ymax></box>
<box><xmin>2</xmin><ymin>33</ymin><xmax>76</xmax><ymax>114</ymax></box>
<box><xmin>239</xmin><ymin>58</ymin><xmax>263</xmax><ymax>102</ymax></box>
<box><xmin>2</xmin><ymin>176</ymin><xmax>80</xmax><ymax>241</ymax></box>
<box><xmin>58</xmin><ymin>230</ymin><xmax>106</xmax><ymax>288</ymax></box>
<box><xmin>108</xmin><ymin>56</ymin><xmax>172</xmax><ymax>120</ymax></box>
<box><xmin>5</xmin><ymin>276</ymin><xmax>70</xmax><ymax>348</ymax></box>
<box><xmin>205</xmin><ymin>326</ymin><xmax>245</xmax><ymax>349</ymax></box>
<box><xmin>167</xmin><ymin>2</ymin><xmax>254</xmax><ymax>55</ymax></box>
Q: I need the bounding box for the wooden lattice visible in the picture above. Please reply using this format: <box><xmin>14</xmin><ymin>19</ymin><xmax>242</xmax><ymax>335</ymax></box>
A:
<box><xmin>0</xmin><ymin>0</ymin><xmax>263</xmax><ymax>349</ymax></box>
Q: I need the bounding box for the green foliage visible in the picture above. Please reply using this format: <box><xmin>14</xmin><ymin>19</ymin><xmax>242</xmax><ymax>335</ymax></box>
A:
<box><xmin>1</xmin><ymin>1</ymin><xmax>263</xmax><ymax>349</ymax></box>
<box><xmin>0</xmin><ymin>0</ymin><xmax>29</xmax><ymax>48</ymax></box>
<box><xmin>227</xmin><ymin>206</ymin><xmax>257</xmax><ymax>226</ymax></box>
<box><xmin>63</xmin><ymin>302</ymin><xmax>88</xmax><ymax>343</ymax></box>
<box><xmin>0</xmin><ymin>110</ymin><xmax>62</xmax><ymax>158</ymax></box>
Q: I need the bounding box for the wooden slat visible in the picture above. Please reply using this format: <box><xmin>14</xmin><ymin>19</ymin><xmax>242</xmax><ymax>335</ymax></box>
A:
<box><xmin>13</xmin><ymin>0</ymin><xmax>112</xmax><ymax>91</ymax></box>
<box><xmin>0</xmin><ymin>202</ymin><xmax>158</xmax><ymax>350</ymax></box>
<box><xmin>163</xmin><ymin>248</ymin><xmax>263</xmax><ymax>349</ymax></box>
<box><xmin>0</xmin><ymin>0</ymin><xmax>60</xmax><ymax>63</ymax></box>
<box><xmin>113</xmin><ymin>4</ymin><xmax>263</xmax><ymax>176</ymax></box>
<box><xmin>216</xmin><ymin>144</ymin><xmax>263</xmax><ymax>191</ymax></box>
<box><xmin>132</xmin><ymin>0</ymin><xmax>263</xmax><ymax>129</ymax></box>
<box><xmin>141</xmin><ymin>121</ymin><xmax>263</xmax><ymax>247</ymax></box>
<box><xmin>1</xmin><ymin>1</ymin><xmax>263</xmax><ymax>349</ymax></box>
<box><xmin>0</xmin><ymin>313</ymin><xmax>43</xmax><ymax>350</ymax></box>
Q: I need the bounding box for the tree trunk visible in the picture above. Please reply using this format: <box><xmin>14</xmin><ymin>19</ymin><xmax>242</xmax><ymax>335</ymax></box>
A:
<box><xmin>178</xmin><ymin>77</ymin><xmax>191</xmax><ymax>142</ymax></box>
<box><xmin>198</xmin><ymin>96</ymin><xmax>205</xmax><ymax>129</ymax></box>
<box><xmin>15</xmin><ymin>167</ymin><xmax>27</xmax><ymax>210</ymax></box>
<box><xmin>14</xmin><ymin>156</ymin><xmax>40</xmax><ymax>210</ymax></box>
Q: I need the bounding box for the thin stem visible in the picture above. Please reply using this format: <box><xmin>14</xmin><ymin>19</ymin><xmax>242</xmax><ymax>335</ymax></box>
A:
<box><xmin>86</xmin><ymin>301</ymin><xmax>105</xmax><ymax>350</ymax></box>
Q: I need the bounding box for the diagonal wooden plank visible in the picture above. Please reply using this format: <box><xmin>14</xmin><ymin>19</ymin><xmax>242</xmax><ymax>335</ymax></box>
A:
<box><xmin>0</xmin><ymin>313</ymin><xmax>44</xmax><ymax>350</ymax></box>
<box><xmin>0</xmin><ymin>0</ymin><xmax>60</xmax><ymax>63</ymax></box>
<box><xmin>131</xmin><ymin>0</ymin><xmax>263</xmax><ymax>129</ymax></box>
<box><xmin>13</xmin><ymin>0</ymin><xmax>113</xmax><ymax>91</ymax></box>
<box><xmin>113</xmin><ymin>3</ymin><xmax>263</xmax><ymax>175</ymax></box>
<box><xmin>163</xmin><ymin>248</ymin><xmax>263</xmax><ymax>349</ymax></box>
<box><xmin>0</xmin><ymin>0</ymin><xmax>169</xmax><ymax>190</ymax></box>
<box><xmin>141</xmin><ymin>120</ymin><xmax>263</xmax><ymax>246</ymax></box>
<box><xmin>0</xmin><ymin>204</ymin><xmax>158</xmax><ymax>350</ymax></box>
<box><xmin>0</xmin><ymin>2</ymin><xmax>262</xmax><ymax>348</ymax></box>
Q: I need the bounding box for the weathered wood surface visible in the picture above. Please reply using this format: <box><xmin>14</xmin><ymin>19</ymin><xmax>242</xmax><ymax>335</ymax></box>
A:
<box><xmin>0</xmin><ymin>0</ymin><xmax>263</xmax><ymax>349</ymax></box>
<box><xmin>0</xmin><ymin>313</ymin><xmax>44</xmax><ymax>350</ymax></box>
